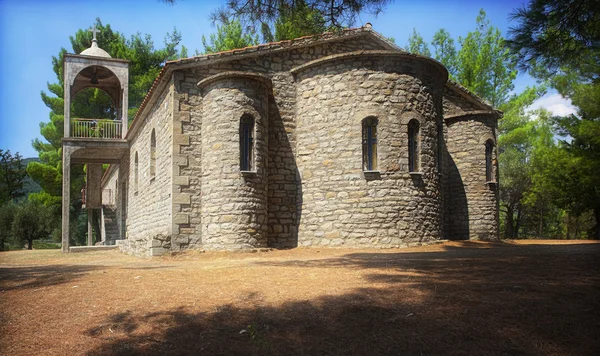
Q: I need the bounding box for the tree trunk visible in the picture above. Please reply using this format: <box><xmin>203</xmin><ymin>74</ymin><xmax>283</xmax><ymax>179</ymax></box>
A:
<box><xmin>27</xmin><ymin>239</ymin><xmax>33</xmax><ymax>250</ymax></box>
<box><xmin>538</xmin><ymin>206</ymin><xmax>544</xmax><ymax>238</ymax></box>
<box><xmin>515</xmin><ymin>209</ymin><xmax>522</xmax><ymax>239</ymax></box>
<box><xmin>504</xmin><ymin>206</ymin><xmax>515</xmax><ymax>239</ymax></box>
<box><xmin>595</xmin><ymin>208</ymin><xmax>600</xmax><ymax>240</ymax></box>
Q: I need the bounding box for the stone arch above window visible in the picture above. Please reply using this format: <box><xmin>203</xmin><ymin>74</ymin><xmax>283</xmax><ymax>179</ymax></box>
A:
<box><xmin>240</xmin><ymin>114</ymin><xmax>255</xmax><ymax>171</ymax></box>
<box><xmin>362</xmin><ymin>117</ymin><xmax>378</xmax><ymax>171</ymax></box>
<box><xmin>150</xmin><ymin>129</ymin><xmax>157</xmax><ymax>179</ymax></box>
<box><xmin>408</xmin><ymin>119</ymin><xmax>420</xmax><ymax>173</ymax></box>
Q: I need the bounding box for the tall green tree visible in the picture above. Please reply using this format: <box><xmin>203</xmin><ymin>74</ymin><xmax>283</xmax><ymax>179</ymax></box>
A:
<box><xmin>417</xmin><ymin>10</ymin><xmax>517</xmax><ymax>108</ymax></box>
<box><xmin>431</xmin><ymin>29</ymin><xmax>457</xmax><ymax>76</ymax></box>
<box><xmin>497</xmin><ymin>87</ymin><xmax>547</xmax><ymax>238</ymax></box>
<box><xmin>0</xmin><ymin>149</ymin><xmax>27</xmax><ymax>204</ymax></box>
<box><xmin>29</xmin><ymin>19</ymin><xmax>184</xmax><ymax>242</ymax></box>
<box><xmin>202</xmin><ymin>19</ymin><xmax>259</xmax><ymax>54</ymax></box>
<box><xmin>508</xmin><ymin>0</ymin><xmax>600</xmax><ymax>239</ymax></box>
<box><xmin>0</xmin><ymin>202</ymin><xmax>17</xmax><ymax>251</ymax></box>
<box><xmin>406</xmin><ymin>28</ymin><xmax>431</xmax><ymax>57</ymax></box>
<box><xmin>456</xmin><ymin>9</ymin><xmax>517</xmax><ymax>108</ymax></box>
<box><xmin>11</xmin><ymin>200</ymin><xmax>53</xmax><ymax>250</ymax></box>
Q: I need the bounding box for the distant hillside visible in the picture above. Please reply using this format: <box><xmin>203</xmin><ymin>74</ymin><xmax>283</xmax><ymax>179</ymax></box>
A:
<box><xmin>22</xmin><ymin>157</ymin><xmax>42</xmax><ymax>196</ymax></box>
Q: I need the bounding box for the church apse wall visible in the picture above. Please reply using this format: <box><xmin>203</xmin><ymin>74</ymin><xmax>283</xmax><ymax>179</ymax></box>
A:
<box><xmin>444</xmin><ymin>114</ymin><xmax>499</xmax><ymax>240</ymax></box>
<box><xmin>292</xmin><ymin>53</ymin><xmax>446</xmax><ymax>246</ymax></box>
<box><xmin>197</xmin><ymin>74</ymin><xmax>270</xmax><ymax>249</ymax></box>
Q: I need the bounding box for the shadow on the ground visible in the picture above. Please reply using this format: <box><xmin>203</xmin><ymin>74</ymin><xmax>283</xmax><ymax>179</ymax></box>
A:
<box><xmin>0</xmin><ymin>265</ymin><xmax>101</xmax><ymax>291</ymax></box>
<box><xmin>84</xmin><ymin>243</ymin><xmax>600</xmax><ymax>356</ymax></box>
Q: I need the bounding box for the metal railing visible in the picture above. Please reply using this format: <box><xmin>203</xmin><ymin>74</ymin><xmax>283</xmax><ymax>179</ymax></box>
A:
<box><xmin>71</xmin><ymin>118</ymin><xmax>122</xmax><ymax>139</ymax></box>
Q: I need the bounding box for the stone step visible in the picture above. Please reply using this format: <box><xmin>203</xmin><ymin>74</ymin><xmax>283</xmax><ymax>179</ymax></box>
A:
<box><xmin>69</xmin><ymin>245</ymin><xmax>118</xmax><ymax>253</ymax></box>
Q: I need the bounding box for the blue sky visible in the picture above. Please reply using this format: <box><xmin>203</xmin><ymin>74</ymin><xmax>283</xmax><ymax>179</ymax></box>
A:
<box><xmin>0</xmin><ymin>0</ymin><xmax>573</xmax><ymax>158</ymax></box>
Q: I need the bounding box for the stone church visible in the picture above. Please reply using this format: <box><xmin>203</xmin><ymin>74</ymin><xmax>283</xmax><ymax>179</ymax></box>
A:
<box><xmin>61</xmin><ymin>25</ymin><xmax>500</xmax><ymax>256</ymax></box>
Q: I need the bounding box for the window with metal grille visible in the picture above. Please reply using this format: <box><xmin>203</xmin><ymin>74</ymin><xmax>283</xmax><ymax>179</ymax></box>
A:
<box><xmin>408</xmin><ymin>119</ymin><xmax>420</xmax><ymax>172</ymax></box>
<box><xmin>240</xmin><ymin>115</ymin><xmax>255</xmax><ymax>171</ymax></box>
<box><xmin>485</xmin><ymin>140</ymin><xmax>494</xmax><ymax>181</ymax></box>
<box><xmin>362</xmin><ymin>117</ymin><xmax>378</xmax><ymax>171</ymax></box>
<box><xmin>134</xmin><ymin>151</ymin><xmax>139</xmax><ymax>193</ymax></box>
<box><xmin>150</xmin><ymin>129</ymin><xmax>156</xmax><ymax>179</ymax></box>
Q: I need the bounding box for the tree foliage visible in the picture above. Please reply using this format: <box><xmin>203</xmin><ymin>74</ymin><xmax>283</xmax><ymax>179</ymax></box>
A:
<box><xmin>11</xmin><ymin>200</ymin><xmax>53</xmax><ymax>250</ymax></box>
<box><xmin>202</xmin><ymin>19</ymin><xmax>259</xmax><ymax>54</ymax></box>
<box><xmin>0</xmin><ymin>202</ymin><xmax>17</xmax><ymax>251</ymax></box>
<box><xmin>274</xmin><ymin>0</ymin><xmax>327</xmax><ymax>41</ymax></box>
<box><xmin>214</xmin><ymin>0</ymin><xmax>392</xmax><ymax>39</ymax></box>
<box><xmin>406</xmin><ymin>28</ymin><xmax>431</xmax><ymax>57</ymax></box>
<box><xmin>0</xmin><ymin>149</ymin><xmax>27</xmax><ymax>204</ymax></box>
<box><xmin>432</xmin><ymin>29</ymin><xmax>457</xmax><ymax>76</ymax></box>
<box><xmin>412</xmin><ymin>10</ymin><xmax>517</xmax><ymax>108</ymax></box>
<box><xmin>506</xmin><ymin>0</ymin><xmax>600</xmax><ymax>75</ymax></box>
<box><xmin>508</xmin><ymin>0</ymin><xmax>600</xmax><ymax>239</ymax></box>
<box><xmin>455</xmin><ymin>10</ymin><xmax>517</xmax><ymax>108</ymax></box>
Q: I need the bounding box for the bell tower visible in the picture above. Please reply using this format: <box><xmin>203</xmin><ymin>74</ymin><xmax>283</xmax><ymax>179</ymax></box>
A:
<box><xmin>61</xmin><ymin>24</ymin><xmax>130</xmax><ymax>252</ymax></box>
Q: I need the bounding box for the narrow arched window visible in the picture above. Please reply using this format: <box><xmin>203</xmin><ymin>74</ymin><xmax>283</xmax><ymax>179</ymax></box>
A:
<box><xmin>150</xmin><ymin>129</ymin><xmax>156</xmax><ymax>179</ymax></box>
<box><xmin>134</xmin><ymin>151</ymin><xmax>139</xmax><ymax>193</ymax></box>
<box><xmin>362</xmin><ymin>117</ymin><xmax>378</xmax><ymax>171</ymax></box>
<box><xmin>485</xmin><ymin>140</ymin><xmax>494</xmax><ymax>181</ymax></box>
<box><xmin>437</xmin><ymin>121</ymin><xmax>443</xmax><ymax>173</ymax></box>
<box><xmin>240</xmin><ymin>115</ymin><xmax>255</xmax><ymax>171</ymax></box>
<box><xmin>408</xmin><ymin>119</ymin><xmax>420</xmax><ymax>172</ymax></box>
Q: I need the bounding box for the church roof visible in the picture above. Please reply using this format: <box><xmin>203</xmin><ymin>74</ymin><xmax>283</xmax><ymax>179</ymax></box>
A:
<box><xmin>128</xmin><ymin>26</ymin><xmax>398</xmax><ymax>139</ymax></box>
<box><xmin>127</xmin><ymin>25</ymin><xmax>499</xmax><ymax>140</ymax></box>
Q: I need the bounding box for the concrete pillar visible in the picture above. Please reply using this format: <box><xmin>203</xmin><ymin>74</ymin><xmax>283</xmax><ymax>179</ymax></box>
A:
<box><xmin>121</xmin><ymin>86</ymin><xmax>128</xmax><ymax>138</ymax></box>
<box><xmin>64</xmin><ymin>69</ymin><xmax>71</xmax><ymax>138</ymax></box>
<box><xmin>61</xmin><ymin>151</ymin><xmax>71</xmax><ymax>253</ymax></box>
<box><xmin>87</xmin><ymin>209</ymin><xmax>93</xmax><ymax>246</ymax></box>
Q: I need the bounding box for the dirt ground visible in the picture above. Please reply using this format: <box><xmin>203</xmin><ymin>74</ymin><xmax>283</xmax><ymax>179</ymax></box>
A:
<box><xmin>1</xmin><ymin>240</ymin><xmax>599</xmax><ymax>356</ymax></box>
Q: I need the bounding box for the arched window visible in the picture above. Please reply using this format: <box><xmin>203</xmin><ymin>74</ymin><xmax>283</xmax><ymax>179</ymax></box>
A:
<box><xmin>362</xmin><ymin>117</ymin><xmax>378</xmax><ymax>171</ymax></box>
<box><xmin>437</xmin><ymin>121</ymin><xmax>443</xmax><ymax>173</ymax></box>
<box><xmin>485</xmin><ymin>140</ymin><xmax>494</xmax><ymax>181</ymax></box>
<box><xmin>408</xmin><ymin>119</ymin><xmax>420</xmax><ymax>172</ymax></box>
<box><xmin>150</xmin><ymin>129</ymin><xmax>156</xmax><ymax>179</ymax></box>
<box><xmin>240</xmin><ymin>115</ymin><xmax>255</xmax><ymax>171</ymax></box>
<box><xmin>134</xmin><ymin>152</ymin><xmax>139</xmax><ymax>193</ymax></box>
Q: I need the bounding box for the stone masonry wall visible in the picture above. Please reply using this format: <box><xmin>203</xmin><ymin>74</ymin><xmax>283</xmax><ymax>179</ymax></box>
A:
<box><xmin>444</xmin><ymin>114</ymin><xmax>499</xmax><ymax>240</ymax></box>
<box><xmin>173</xmin><ymin>35</ymin><xmax>391</xmax><ymax>250</ymax></box>
<box><xmin>119</xmin><ymin>85</ymin><xmax>174</xmax><ymax>256</ymax></box>
<box><xmin>293</xmin><ymin>55</ymin><xmax>446</xmax><ymax>247</ymax></box>
<box><xmin>123</xmin><ymin>32</ymin><xmax>500</xmax><ymax>253</ymax></box>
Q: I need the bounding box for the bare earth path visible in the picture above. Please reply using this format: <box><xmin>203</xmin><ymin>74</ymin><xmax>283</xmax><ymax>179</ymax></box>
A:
<box><xmin>1</xmin><ymin>240</ymin><xmax>599</xmax><ymax>356</ymax></box>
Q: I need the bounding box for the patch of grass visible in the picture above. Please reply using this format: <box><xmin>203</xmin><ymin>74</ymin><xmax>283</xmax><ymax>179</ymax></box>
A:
<box><xmin>32</xmin><ymin>240</ymin><xmax>61</xmax><ymax>249</ymax></box>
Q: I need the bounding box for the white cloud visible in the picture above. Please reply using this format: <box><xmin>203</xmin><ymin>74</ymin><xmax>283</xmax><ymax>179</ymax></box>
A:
<box><xmin>528</xmin><ymin>93</ymin><xmax>577</xmax><ymax>117</ymax></box>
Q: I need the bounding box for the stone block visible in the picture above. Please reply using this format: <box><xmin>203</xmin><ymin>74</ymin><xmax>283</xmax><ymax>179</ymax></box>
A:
<box><xmin>174</xmin><ymin>213</ymin><xmax>189</xmax><ymax>224</ymax></box>
<box><xmin>173</xmin><ymin>193</ymin><xmax>191</xmax><ymax>204</ymax></box>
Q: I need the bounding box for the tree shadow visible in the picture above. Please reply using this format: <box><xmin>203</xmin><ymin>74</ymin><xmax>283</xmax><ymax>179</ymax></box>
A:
<box><xmin>84</xmin><ymin>243</ymin><xmax>600</xmax><ymax>356</ymax></box>
<box><xmin>444</xmin><ymin>152</ymin><xmax>470</xmax><ymax>240</ymax></box>
<box><xmin>0</xmin><ymin>264</ymin><xmax>101</xmax><ymax>291</ymax></box>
